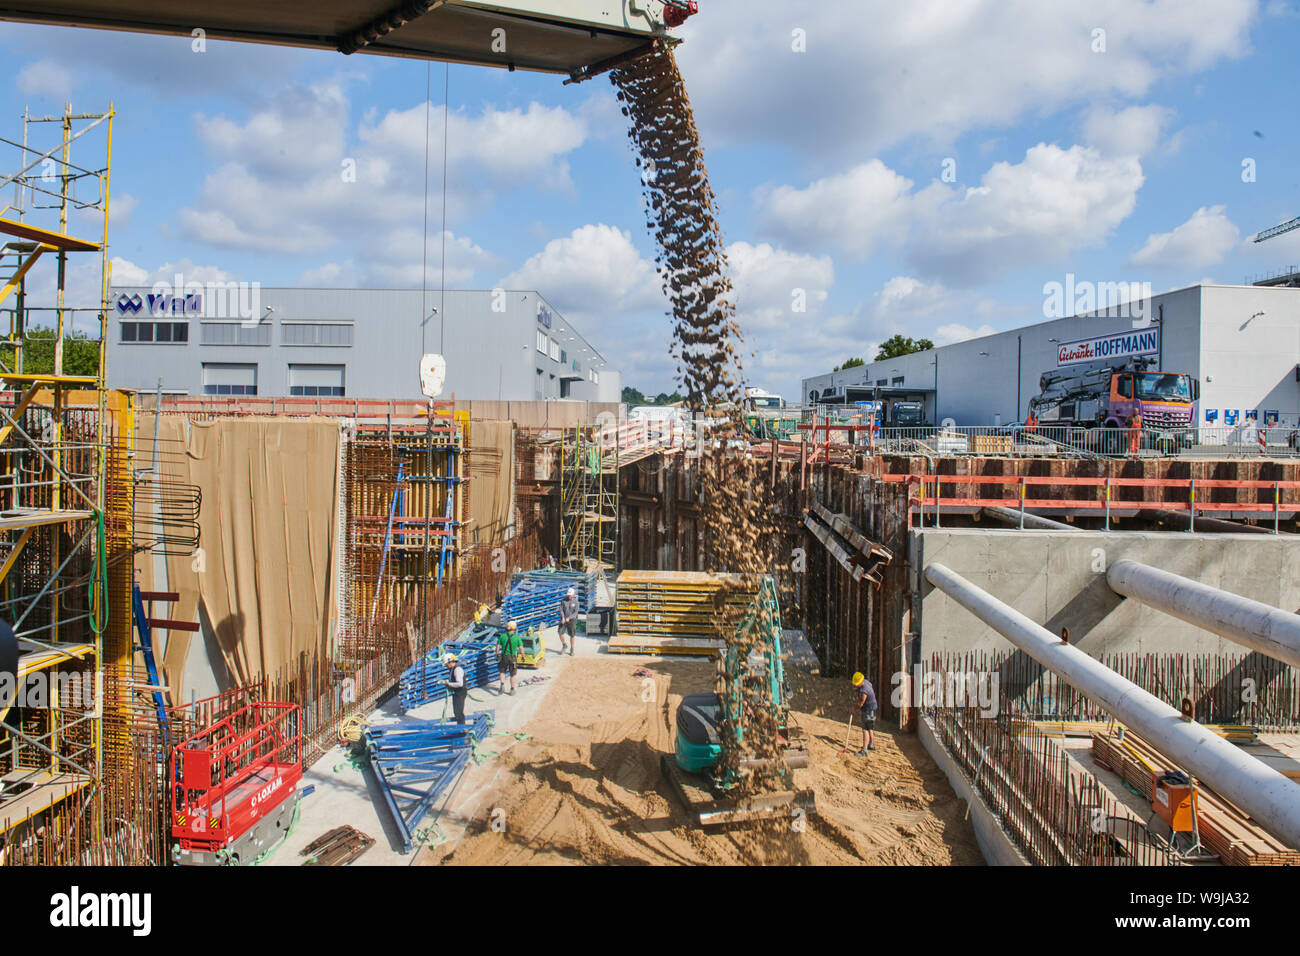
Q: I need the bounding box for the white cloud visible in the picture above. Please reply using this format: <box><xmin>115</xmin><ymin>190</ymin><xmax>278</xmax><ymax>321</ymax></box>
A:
<box><xmin>757</xmin><ymin>161</ymin><xmax>912</xmax><ymax>258</ymax></box>
<box><xmin>1130</xmin><ymin>205</ymin><xmax>1241</xmax><ymax>269</ymax></box>
<box><xmin>934</xmin><ymin>322</ymin><xmax>998</xmax><ymax>345</ymax></box>
<box><xmin>1081</xmin><ymin>104</ymin><xmax>1176</xmax><ymax>157</ymax></box>
<box><xmin>297</xmin><ymin>261</ymin><xmax>361</xmax><ymax>287</ymax></box>
<box><xmin>499</xmin><ymin>224</ymin><xmax>661</xmax><ymax>316</ymax></box>
<box><xmin>16</xmin><ymin>58</ymin><xmax>73</xmax><ymax>99</ymax></box>
<box><xmin>175</xmin><ymin>84</ymin><xmax>590</xmax><ymax>284</ymax></box>
<box><xmin>675</xmin><ymin>0</ymin><xmax>1257</xmax><ymax>159</ymax></box>
<box><xmin>872</xmin><ymin>276</ymin><xmax>950</xmax><ymax>322</ymax></box>
<box><xmin>761</xmin><ymin>144</ymin><xmax>1144</xmax><ymax>286</ymax></box>
<box><xmin>914</xmin><ymin>145</ymin><xmax>1144</xmax><ymax>284</ymax></box>
<box><xmin>727</xmin><ymin>242</ymin><xmax>833</xmax><ymax>331</ymax></box>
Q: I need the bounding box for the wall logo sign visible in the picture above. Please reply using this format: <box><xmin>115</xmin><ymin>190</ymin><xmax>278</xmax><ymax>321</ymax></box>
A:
<box><xmin>1205</xmin><ymin>409</ymin><xmax>1218</xmax><ymax>423</ymax></box>
<box><xmin>1056</xmin><ymin>328</ymin><xmax>1159</xmax><ymax>367</ymax></box>
<box><xmin>115</xmin><ymin>292</ymin><xmax>203</xmax><ymax>316</ymax></box>
<box><xmin>1225</xmin><ymin>409</ymin><xmax>1239</xmax><ymax>426</ymax></box>
<box><xmin>537</xmin><ymin>305</ymin><xmax>554</xmax><ymax>329</ymax></box>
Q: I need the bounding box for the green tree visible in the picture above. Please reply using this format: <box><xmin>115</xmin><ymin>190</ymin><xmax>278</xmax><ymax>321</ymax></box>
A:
<box><xmin>833</xmin><ymin>357</ymin><xmax>865</xmax><ymax>372</ymax></box>
<box><xmin>874</xmin><ymin>335</ymin><xmax>934</xmax><ymax>361</ymax></box>
<box><xmin>622</xmin><ymin>385</ymin><xmax>646</xmax><ymax>405</ymax></box>
<box><xmin>0</xmin><ymin>327</ymin><xmax>100</xmax><ymax>377</ymax></box>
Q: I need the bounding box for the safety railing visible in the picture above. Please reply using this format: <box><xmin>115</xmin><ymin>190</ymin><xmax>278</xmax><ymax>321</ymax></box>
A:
<box><xmin>880</xmin><ymin>472</ymin><xmax>1300</xmax><ymax>530</ymax></box>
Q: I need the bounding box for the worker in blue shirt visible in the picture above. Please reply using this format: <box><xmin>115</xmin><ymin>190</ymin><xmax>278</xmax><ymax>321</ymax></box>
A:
<box><xmin>851</xmin><ymin>672</ymin><xmax>876</xmax><ymax>754</ymax></box>
<box><xmin>444</xmin><ymin>652</ymin><xmax>467</xmax><ymax>724</ymax></box>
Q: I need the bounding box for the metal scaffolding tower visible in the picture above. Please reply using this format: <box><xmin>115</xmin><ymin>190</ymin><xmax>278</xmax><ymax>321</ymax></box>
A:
<box><xmin>0</xmin><ymin>103</ymin><xmax>126</xmax><ymax>860</ymax></box>
<box><xmin>558</xmin><ymin>425</ymin><xmax>618</xmax><ymax>572</ymax></box>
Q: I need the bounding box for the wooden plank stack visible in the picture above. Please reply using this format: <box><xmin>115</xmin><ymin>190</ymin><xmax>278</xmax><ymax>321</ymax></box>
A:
<box><xmin>608</xmin><ymin>570</ymin><xmax>759</xmax><ymax>655</ymax></box>
<box><xmin>1092</xmin><ymin>728</ymin><xmax>1300</xmax><ymax>866</ymax></box>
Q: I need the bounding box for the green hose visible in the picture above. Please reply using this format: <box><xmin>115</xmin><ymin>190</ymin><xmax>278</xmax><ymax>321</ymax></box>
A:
<box><xmin>89</xmin><ymin>509</ymin><xmax>108</xmax><ymax>635</ymax></box>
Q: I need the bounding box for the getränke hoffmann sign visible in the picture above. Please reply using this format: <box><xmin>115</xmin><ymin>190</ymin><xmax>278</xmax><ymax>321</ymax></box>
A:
<box><xmin>1056</xmin><ymin>327</ymin><xmax>1159</xmax><ymax>367</ymax></box>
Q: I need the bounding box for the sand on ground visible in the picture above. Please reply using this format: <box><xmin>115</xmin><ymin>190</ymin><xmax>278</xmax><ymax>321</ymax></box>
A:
<box><xmin>424</xmin><ymin>654</ymin><xmax>984</xmax><ymax>865</ymax></box>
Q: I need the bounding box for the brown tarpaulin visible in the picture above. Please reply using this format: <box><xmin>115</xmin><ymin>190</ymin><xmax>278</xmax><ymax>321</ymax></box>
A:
<box><xmin>137</xmin><ymin>415</ymin><xmax>340</xmax><ymax>693</ymax></box>
<box><xmin>468</xmin><ymin>420</ymin><xmax>514</xmax><ymax>550</ymax></box>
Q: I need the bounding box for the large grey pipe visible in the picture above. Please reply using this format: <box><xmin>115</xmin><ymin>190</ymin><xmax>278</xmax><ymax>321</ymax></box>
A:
<box><xmin>925</xmin><ymin>562</ymin><xmax>1300</xmax><ymax>849</ymax></box>
<box><xmin>1107</xmin><ymin>558</ymin><xmax>1300</xmax><ymax>670</ymax></box>
<box><xmin>981</xmin><ymin>505</ymin><xmax>1076</xmax><ymax>532</ymax></box>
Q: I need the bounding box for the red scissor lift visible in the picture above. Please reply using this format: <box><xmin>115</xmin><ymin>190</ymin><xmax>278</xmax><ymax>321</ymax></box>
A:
<box><xmin>170</xmin><ymin>701</ymin><xmax>303</xmax><ymax>865</ymax></box>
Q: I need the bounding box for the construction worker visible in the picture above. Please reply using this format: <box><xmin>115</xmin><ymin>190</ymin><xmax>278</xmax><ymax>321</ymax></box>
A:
<box><xmin>498</xmin><ymin>620</ymin><xmax>521</xmax><ymax>695</ymax></box>
<box><xmin>1127</xmin><ymin>409</ymin><xmax>1143</xmax><ymax>457</ymax></box>
<box><xmin>850</xmin><ymin>672</ymin><xmax>877</xmax><ymax>754</ymax></box>
<box><xmin>558</xmin><ymin>586</ymin><xmax>579</xmax><ymax>656</ymax></box>
<box><xmin>1025</xmin><ymin>411</ymin><xmax>1038</xmax><ymax>432</ymax></box>
<box><xmin>443</xmin><ymin>652</ymin><xmax>467</xmax><ymax>724</ymax></box>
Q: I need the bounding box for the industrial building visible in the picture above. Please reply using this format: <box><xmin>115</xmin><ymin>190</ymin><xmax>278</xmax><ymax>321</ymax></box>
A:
<box><xmin>803</xmin><ymin>283</ymin><xmax>1300</xmax><ymax>429</ymax></box>
<box><xmin>106</xmin><ymin>286</ymin><xmax>622</xmax><ymax>403</ymax></box>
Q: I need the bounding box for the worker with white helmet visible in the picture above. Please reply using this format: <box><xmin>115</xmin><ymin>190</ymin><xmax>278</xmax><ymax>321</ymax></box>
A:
<box><xmin>498</xmin><ymin>620</ymin><xmax>522</xmax><ymax>695</ymax></box>
<box><xmin>850</xmin><ymin>671</ymin><xmax>876</xmax><ymax>755</ymax></box>
<box><xmin>443</xmin><ymin>651</ymin><xmax>467</xmax><ymax>724</ymax></box>
<box><xmin>558</xmin><ymin>586</ymin><xmax>579</xmax><ymax>656</ymax></box>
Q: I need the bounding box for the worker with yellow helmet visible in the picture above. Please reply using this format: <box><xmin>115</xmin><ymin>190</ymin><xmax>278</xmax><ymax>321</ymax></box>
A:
<box><xmin>850</xmin><ymin>671</ymin><xmax>877</xmax><ymax>754</ymax></box>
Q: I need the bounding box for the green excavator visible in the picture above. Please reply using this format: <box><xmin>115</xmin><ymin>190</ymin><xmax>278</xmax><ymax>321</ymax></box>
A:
<box><xmin>660</xmin><ymin>576</ymin><xmax>817</xmax><ymax>826</ymax></box>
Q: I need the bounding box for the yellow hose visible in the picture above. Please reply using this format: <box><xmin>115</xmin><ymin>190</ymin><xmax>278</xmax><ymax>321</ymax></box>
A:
<box><xmin>339</xmin><ymin>713</ymin><xmax>368</xmax><ymax>744</ymax></box>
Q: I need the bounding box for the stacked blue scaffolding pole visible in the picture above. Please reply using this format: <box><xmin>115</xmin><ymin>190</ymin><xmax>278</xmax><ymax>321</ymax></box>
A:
<box><xmin>398</xmin><ymin>621</ymin><xmax>501</xmax><ymax>711</ymax></box>
<box><xmin>501</xmin><ymin>567</ymin><xmax>597</xmax><ymax>630</ymax></box>
<box><xmin>363</xmin><ymin>712</ymin><xmax>493</xmax><ymax>852</ymax></box>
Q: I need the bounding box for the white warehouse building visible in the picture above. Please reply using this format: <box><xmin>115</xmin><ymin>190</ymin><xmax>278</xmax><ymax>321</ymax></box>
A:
<box><xmin>802</xmin><ymin>283</ymin><xmax>1300</xmax><ymax>429</ymax></box>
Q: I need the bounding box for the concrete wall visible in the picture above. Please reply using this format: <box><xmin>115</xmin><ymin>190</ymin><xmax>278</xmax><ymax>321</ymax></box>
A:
<box><xmin>106</xmin><ymin>287</ymin><xmax>621</xmax><ymax>403</ymax></box>
<box><xmin>803</xmin><ymin>284</ymin><xmax>1300</xmax><ymax>427</ymax></box>
<box><xmin>912</xmin><ymin>528</ymin><xmax>1300</xmax><ymax>657</ymax></box>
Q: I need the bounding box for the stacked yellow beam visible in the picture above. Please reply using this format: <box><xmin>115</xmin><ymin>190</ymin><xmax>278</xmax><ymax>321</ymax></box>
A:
<box><xmin>609</xmin><ymin>570</ymin><xmax>759</xmax><ymax>655</ymax></box>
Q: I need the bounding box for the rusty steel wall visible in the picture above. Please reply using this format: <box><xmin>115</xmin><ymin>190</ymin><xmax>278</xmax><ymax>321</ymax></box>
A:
<box><xmin>614</xmin><ymin>448</ymin><xmax>913</xmax><ymax>720</ymax></box>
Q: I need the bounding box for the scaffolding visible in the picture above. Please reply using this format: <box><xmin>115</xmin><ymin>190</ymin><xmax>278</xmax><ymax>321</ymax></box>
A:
<box><xmin>341</xmin><ymin>406</ymin><xmax>470</xmax><ymax>656</ymax></box>
<box><xmin>0</xmin><ymin>103</ymin><xmax>135</xmax><ymax>861</ymax></box>
<box><xmin>559</xmin><ymin>424</ymin><xmax>618</xmax><ymax>572</ymax></box>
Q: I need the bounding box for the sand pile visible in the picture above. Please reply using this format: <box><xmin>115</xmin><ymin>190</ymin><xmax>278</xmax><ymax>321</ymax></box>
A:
<box><xmin>427</xmin><ymin>657</ymin><xmax>983</xmax><ymax>866</ymax></box>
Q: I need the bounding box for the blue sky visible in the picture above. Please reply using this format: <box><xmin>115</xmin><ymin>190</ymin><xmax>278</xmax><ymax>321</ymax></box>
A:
<box><xmin>3</xmin><ymin>0</ymin><xmax>1300</xmax><ymax>400</ymax></box>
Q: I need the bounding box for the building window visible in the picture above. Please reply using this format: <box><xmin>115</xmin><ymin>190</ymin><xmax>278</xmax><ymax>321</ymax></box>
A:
<box><xmin>559</xmin><ymin>348</ymin><xmax>567</xmax><ymax>365</ymax></box>
<box><xmin>876</xmin><ymin>379</ymin><xmax>887</xmax><ymax>386</ymax></box>
<box><xmin>288</xmin><ymin>364</ymin><xmax>345</xmax><ymax>397</ymax></box>
<box><xmin>536</xmin><ymin>330</ymin><xmax>548</xmax><ymax>354</ymax></box>
<box><xmin>200</xmin><ymin>320</ymin><xmax>272</xmax><ymax>346</ymax></box>
<box><xmin>892</xmin><ymin>376</ymin><xmax>904</xmax><ymax>386</ymax></box>
<box><xmin>282</xmin><ymin>321</ymin><xmax>354</xmax><ymax>347</ymax></box>
<box><xmin>202</xmin><ymin>363</ymin><xmax>257</xmax><ymax>396</ymax></box>
<box><xmin>549</xmin><ymin>339</ymin><xmax>560</xmax><ymax>362</ymax></box>
<box><xmin>120</xmin><ymin>321</ymin><xmax>188</xmax><ymax>343</ymax></box>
